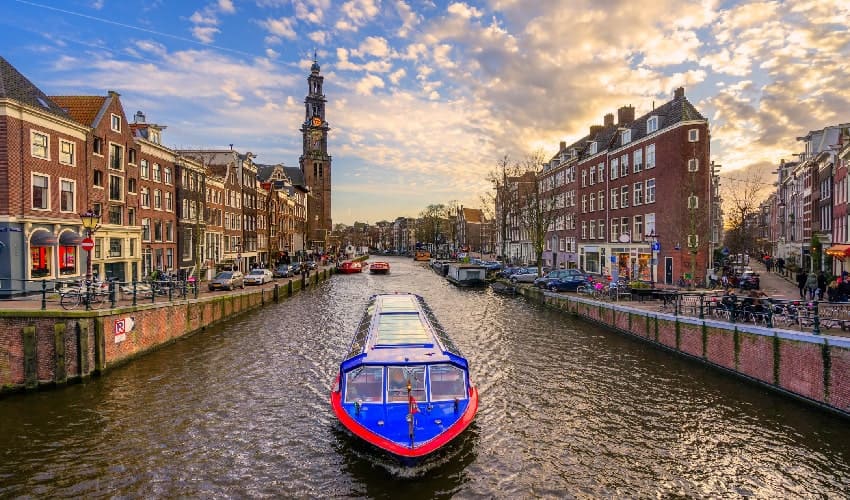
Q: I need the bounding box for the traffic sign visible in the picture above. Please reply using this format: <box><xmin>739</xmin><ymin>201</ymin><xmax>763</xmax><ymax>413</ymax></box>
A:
<box><xmin>81</xmin><ymin>237</ymin><xmax>94</xmax><ymax>252</ymax></box>
<box><xmin>610</xmin><ymin>255</ymin><xmax>616</xmax><ymax>263</ymax></box>
<box><xmin>651</xmin><ymin>242</ymin><xmax>660</xmax><ymax>252</ymax></box>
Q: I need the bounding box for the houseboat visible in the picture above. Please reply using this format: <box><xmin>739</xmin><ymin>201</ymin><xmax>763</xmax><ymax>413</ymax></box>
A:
<box><xmin>338</xmin><ymin>261</ymin><xmax>364</xmax><ymax>274</ymax></box>
<box><xmin>369</xmin><ymin>261</ymin><xmax>391</xmax><ymax>274</ymax></box>
<box><xmin>330</xmin><ymin>293</ymin><xmax>479</xmax><ymax>462</ymax></box>
<box><xmin>414</xmin><ymin>250</ymin><xmax>431</xmax><ymax>262</ymax></box>
<box><xmin>445</xmin><ymin>263</ymin><xmax>487</xmax><ymax>287</ymax></box>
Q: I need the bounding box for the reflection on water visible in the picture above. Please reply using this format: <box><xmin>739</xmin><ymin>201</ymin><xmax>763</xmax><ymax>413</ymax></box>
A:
<box><xmin>2</xmin><ymin>257</ymin><xmax>850</xmax><ymax>497</ymax></box>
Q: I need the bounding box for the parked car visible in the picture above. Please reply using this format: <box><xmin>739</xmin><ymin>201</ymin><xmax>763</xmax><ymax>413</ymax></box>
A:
<box><xmin>208</xmin><ymin>271</ymin><xmax>244</xmax><ymax>291</ymax></box>
<box><xmin>534</xmin><ymin>269</ymin><xmax>586</xmax><ymax>288</ymax></box>
<box><xmin>245</xmin><ymin>268</ymin><xmax>273</xmax><ymax>285</ymax></box>
<box><xmin>290</xmin><ymin>262</ymin><xmax>303</xmax><ymax>274</ymax></box>
<box><xmin>738</xmin><ymin>271</ymin><xmax>760</xmax><ymax>290</ymax></box>
<box><xmin>306</xmin><ymin>261</ymin><xmax>318</xmax><ymax>270</ymax></box>
<box><xmin>482</xmin><ymin>260</ymin><xmax>503</xmax><ymax>272</ymax></box>
<box><xmin>510</xmin><ymin>267</ymin><xmax>544</xmax><ymax>283</ymax></box>
<box><xmin>273</xmin><ymin>265</ymin><xmax>293</xmax><ymax>278</ymax></box>
<box><xmin>546</xmin><ymin>270</ymin><xmax>593</xmax><ymax>292</ymax></box>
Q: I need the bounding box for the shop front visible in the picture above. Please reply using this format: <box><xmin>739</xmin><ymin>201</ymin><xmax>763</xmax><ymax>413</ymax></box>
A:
<box><xmin>609</xmin><ymin>246</ymin><xmax>652</xmax><ymax>281</ymax></box>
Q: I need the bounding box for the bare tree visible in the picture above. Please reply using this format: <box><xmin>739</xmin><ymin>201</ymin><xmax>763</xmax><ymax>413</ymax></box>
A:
<box><xmin>721</xmin><ymin>174</ymin><xmax>770</xmax><ymax>259</ymax></box>
<box><xmin>484</xmin><ymin>155</ymin><xmax>518</xmax><ymax>261</ymax></box>
<box><xmin>515</xmin><ymin>150</ymin><xmax>558</xmax><ymax>273</ymax></box>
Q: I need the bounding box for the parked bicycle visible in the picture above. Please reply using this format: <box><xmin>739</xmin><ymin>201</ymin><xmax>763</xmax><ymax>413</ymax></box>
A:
<box><xmin>59</xmin><ymin>279</ymin><xmax>110</xmax><ymax>310</ymax></box>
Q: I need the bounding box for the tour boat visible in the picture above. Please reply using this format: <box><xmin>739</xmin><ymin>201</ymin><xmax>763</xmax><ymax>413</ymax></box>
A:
<box><xmin>338</xmin><ymin>261</ymin><xmax>364</xmax><ymax>274</ymax></box>
<box><xmin>414</xmin><ymin>250</ymin><xmax>431</xmax><ymax>262</ymax></box>
<box><xmin>445</xmin><ymin>263</ymin><xmax>488</xmax><ymax>287</ymax></box>
<box><xmin>330</xmin><ymin>293</ymin><xmax>478</xmax><ymax>462</ymax></box>
<box><xmin>369</xmin><ymin>261</ymin><xmax>391</xmax><ymax>274</ymax></box>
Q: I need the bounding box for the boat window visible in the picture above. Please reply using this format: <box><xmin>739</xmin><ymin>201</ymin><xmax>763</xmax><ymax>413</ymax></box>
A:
<box><xmin>387</xmin><ymin>366</ymin><xmax>426</xmax><ymax>403</ymax></box>
<box><xmin>429</xmin><ymin>364</ymin><xmax>467</xmax><ymax>401</ymax></box>
<box><xmin>344</xmin><ymin>366</ymin><xmax>383</xmax><ymax>403</ymax></box>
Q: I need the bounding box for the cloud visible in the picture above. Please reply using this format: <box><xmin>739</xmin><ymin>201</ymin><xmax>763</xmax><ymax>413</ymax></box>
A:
<box><xmin>354</xmin><ymin>36</ymin><xmax>391</xmax><ymax>58</ymax></box>
<box><xmin>192</xmin><ymin>26</ymin><xmax>220</xmax><ymax>44</ymax></box>
<box><xmin>260</xmin><ymin>17</ymin><xmax>298</xmax><ymax>39</ymax></box>
<box><xmin>355</xmin><ymin>74</ymin><xmax>385</xmax><ymax>95</ymax></box>
<box><xmin>188</xmin><ymin>0</ymin><xmax>238</xmax><ymax>43</ymax></box>
<box><xmin>308</xmin><ymin>31</ymin><xmax>328</xmax><ymax>44</ymax></box>
<box><xmin>394</xmin><ymin>1</ymin><xmax>420</xmax><ymax>38</ymax></box>
<box><xmin>447</xmin><ymin>2</ymin><xmax>483</xmax><ymax>19</ymax></box>
<box><xmin>337</xmin><ymin>0</ymin><xmax>381</xmax><ymax>32</ymax></box>
<box><xmin>294</xmin><ymin>0</ymin><xmax>330</xmax><ymax>24</ymax></box>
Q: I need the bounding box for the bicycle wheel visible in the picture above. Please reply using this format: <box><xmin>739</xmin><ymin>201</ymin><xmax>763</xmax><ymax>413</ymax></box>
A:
<box><xmin>60</xmin><ymin>291</ymin><xmax>82</xmax><ymax>310</ymax></box>
<box><xmin>89</xmin><ymin>291</ymin><xmax>108</xmax><ymax>309</ymax></box>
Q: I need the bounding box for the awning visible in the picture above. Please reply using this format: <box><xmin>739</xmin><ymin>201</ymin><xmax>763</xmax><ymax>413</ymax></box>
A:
<box><xmin>29</xmin><ymin>231</ymin><xmax>58</xmax><ymax>246</ymax></box>
<box><xmin>826</xmin><ymin>244</ymin><xmax>850</xmax><ymax>258</ymax></box>
<box><xmin>59</xmin><ymin>231</ymin><xmax>83</xmax><ymax>246</ymax></box>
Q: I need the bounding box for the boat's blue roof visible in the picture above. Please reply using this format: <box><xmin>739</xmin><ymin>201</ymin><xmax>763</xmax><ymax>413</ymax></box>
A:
<box><xmin>340</xmin><ymin>293</ymin><xmax>467</xmax><ymax>370</ymax></box>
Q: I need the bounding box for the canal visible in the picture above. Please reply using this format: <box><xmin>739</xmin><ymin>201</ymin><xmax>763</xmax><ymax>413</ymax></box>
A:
<box><xmin>2</xmin><ymin>257</ymin><xmax>850</xmax><ymax>497</ymax></box>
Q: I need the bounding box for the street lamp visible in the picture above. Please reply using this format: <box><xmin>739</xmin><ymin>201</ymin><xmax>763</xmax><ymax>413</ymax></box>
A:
<box><xmin>80</xmin><ymin>209</ymin><xmax>101</xmax><ymax>281</ymax></box>
<box><xmin>645</xmin><ymin>229</ymin><xmax>659</xmax><ymax>288</ymax></box>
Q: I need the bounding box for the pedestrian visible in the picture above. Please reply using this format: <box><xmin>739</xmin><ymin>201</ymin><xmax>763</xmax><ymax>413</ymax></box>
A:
<box><xmin>796</xmin><ymin>270</ymin><xmax>807</xmax><ymax>299</ymax></box>
<box><xmin>805</xmin><ymin>272</ymin><xmax>818</xmax><ymax>300</ymax></box>
<box><xmin>817</xmin><ymin>271</ymin><xmax>827</xmax><ymax>300</ymax></box>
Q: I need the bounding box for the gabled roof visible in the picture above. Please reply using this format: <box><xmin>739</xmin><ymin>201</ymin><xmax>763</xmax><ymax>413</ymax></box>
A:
<box><xmin>0</xmin><ymin>56</ymin><xmax>71</xmax><ymax>119</ymax></box>
<box><xmin>462</xmin><ymin>207</ymin><xmax>483</xmax><ymax>223</ymax></box>
<box><xmin>284</xmin><ymin>166</ymin><xmax>307</xmax><ymax>188</ymax></box>
<box><xmin>49</xmin><ymin>95</ymin><xmax>107</xmax><ymax>126</ymax></box>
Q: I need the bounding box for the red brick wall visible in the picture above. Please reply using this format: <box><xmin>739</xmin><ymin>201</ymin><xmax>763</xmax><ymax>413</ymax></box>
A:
<box><xmin>829</xmin><ymin>346</ymin><xmax>850</xmax><ymax>411</ymax></box>
<box><xmin>705</xmin><ymin>328</ymin><xmax>735</xmax><ymax>371</ymax></box>
<box><xmin>0</xmin><ymin>317</ymin><xmax>95</xmax><ymax>386</ymax></box>
<box><xmin>779</xmin><ymin>339</ymin><xmax>825</xmax><ymax>402</ymax></box>
<box><xmin>736</xmin><ymin>332</ymin><xmax>774</xmax><ymax>383</ymax></box>
<box><xmin>657</xmin><ymin>320</ymin><xmax>676</xmax><ymax>348</ymax></box>
<box><xmin>678</xmin><ymin>323</ymin><xmax>703</xmax><ymax>357</ymax></box>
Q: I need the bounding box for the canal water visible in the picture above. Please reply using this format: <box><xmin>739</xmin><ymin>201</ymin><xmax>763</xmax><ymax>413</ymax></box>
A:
<box><xmin>2</xmin><ymin>257</ymin><xmax>850</xmax><ymax>498</ymax></box>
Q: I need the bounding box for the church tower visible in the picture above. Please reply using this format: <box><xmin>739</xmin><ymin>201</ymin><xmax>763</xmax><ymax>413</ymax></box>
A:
<box><xmin>299</xmin><ymin>53</ymin><xmax>332</xmax><ymax>252</ymax></box>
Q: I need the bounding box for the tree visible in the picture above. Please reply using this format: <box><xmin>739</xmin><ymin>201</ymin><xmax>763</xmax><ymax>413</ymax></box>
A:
<box><xmin>416</xmin><ymin>204</ymin><xmax>446</xmax><ymax>252</ymax></box>
<box><xmin>722</xmin><ymin>174</ymin><xmax>769</xmax><ymax>258</ymax></box>
<box><xmin>484</xmin><ymin>155</ymin><xmax>518</xmax><ymax>261</ymax></box>
<box><xmin>515</xmin><ymin>150</ymin><xmax>558</xmax><ymax>273</ymax></box>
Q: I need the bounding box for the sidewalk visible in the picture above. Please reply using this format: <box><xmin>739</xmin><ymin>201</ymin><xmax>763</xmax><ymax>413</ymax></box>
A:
<box><xmin>748</xmin><ymin>260</ymin><xmax>801</xmax><ymax>300</ymax></box>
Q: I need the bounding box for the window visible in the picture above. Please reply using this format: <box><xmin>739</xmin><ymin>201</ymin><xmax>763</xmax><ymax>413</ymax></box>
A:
<box><xmin>150</xmin><ymin>129</ymin><xmax>161</xmax><ymax>144</ymax></box>
<box><xmin>646</xmin><ymin>144</ymin><xmax>656</xmax><ymax>169</ymax></box>
<box><xmin>94</xmin><ymin>237</ymin><xmax>102</xmax><ymax>259</ymax></box>
<box><xmin>154</xmin><ymin>220</ymin><xmax>163</xmax><ymax>241</ymax></box>
<box><xmin>109</xmin><ymin>238</ymin><xmax>122</xmax><ymax>257</ymax></box>
<box><xmin>589</xmin><ymin>193</ymin><xmax>595</xmax><ymax>212</ymax></box>
<box><xmin>621</xmin><ymin>129</ymin><xmax>631</xmax><ymax>144</ymax></box>
<box><xmin>598</xmin><ymin>163</ymin><xmax>605</xmax><ymax>182</ymax></box>
<box><xmin>647</xmin><ymin>116</ymin><xmax>658</xmax><ymax>134</ymax></box>
<box><xmin>32</xmin><ymin>174</ymin><xmax>49</xmax><ymax>209</ymax></box>
<box><xmin>621</xmin><ymin>186</ymin><xmax>629</xmax><ymax>208</ymax></box>
<box><xmin>688</xmin><ymin>129</ymin><xmax>699</xmax><ymax>142</ymax></box>
<box><xmin>93</xmin><ymin>170</ymin><xmax>104</xmax><ymax>187</ymax></box>
<box><xmin>154</xmin><ymin>189</ymin><xmax>162</xmax><ymax>209</ymax></box>
<box><xmin>164</xmin><ymin>167</ymin><xmax>172</xmax><ymax>185</ymax></box>
<box><xmin>645</xmin><ymin>179</ymin><xmax>656</xmax><ymax>203</ymax></box>
<box><xmin>153</xmin><ymin>163</ymin><xmax>162</xmax><ymax>182</ymax></box>
<box><xmin>30</xmin><ymin>244</ymin><xmax>52</xmax><ymax>278</ymax></box>
<box><xmin>59</xmin><ymin>140</ymin><xmax>75</xmax><ymax>165</ymax></box>
<box><xmin>598</xmin><ymin>220</ymin><xmax>605</xmax><ymax>240</ymax></box>
<box><xmin>108</xmin><ymin>175</ymin><xmax>123</xmax><ymax>201</ymax></box>
<box><xmin>634</xmin><ymin>215</ymin><xmax>643</xmax><ymax>241</ymax></box>
<box><xmin>620</xmin><ymin>155</ymin><xmax>629</xmax><ymax>177</ymax></box>
<box><xmin>140</xmin><ymin>159</ymin><xmax>149</xmax><ymax>179</ymax></box>
<box><xmin>611</xmin><ymin>223</ymin><xmax>618</xmax><ymax>242</ymax></box>
<box><xmin>633</xmin><ymin>182</ymin><xmax>644</xmax><ymax>205</ymax></box>
<box><xmin>165</xmin><ymin>192</ymin><xmax>173</xmax><ymax>211</ymax></box>
<box><xmin>128</xmin><ymin>208</ymin><xmax>136</xmax><ymax>226</ymax></box>
<box><xmin>582</xmin><ymin>194</ymin><xmax>587</xmax><ymax>213</ymax></box>
<box><xmin>109</xmin><ymin>143</ymin><xmax>123</xmax><ymax>170</ymax></box>
<box><xmin>344</xmin><ymin>366</ymin><xmax>383</xmax><ymax>403</ymax></box>
<box><xmin>581</xmin><ymin>169</ymin><xmax>587</xmax><ymax>187</ymax></box>
<box><xmin>589</xmin><ymin>220</ymin><xmax>596</xmax><ymax>239</ymax></box>
<box><xmin>610</xmin><ymin>159</ymin><xmax>618</xmax><ymax>180</ymax></box>
<box><xmin>140</xmin><ymin>187</ymin><xmax>150</xmax><ymax>208</ymax></box>
<box><xmin>128</xmin><ymin>148</ymin><xmax>137</xmax><ymax>164</ymax></box>
<box><xmin>688</xmin><ymin>234</ymin><xmax>699</xmax><ymax>248</ymax></box>
<box><xmin>128</xmin><ymin>177</ymin><xmax>137</xmax><ymax>193</ymax></box>
<box><xmin>166</xmin><ymin>221</ymin><xmax>173</xmax><ymax>242</ymax></box>
<box><xmin>590</xmin><ymin>142</ymin><xmax>597</xmax><ymax>154</ymax></box>
<box><xmin>60</xmin><ymin>179</ymin><xmax>75</xmax><ymax>212</ymax></box>
<box><xmin>589</xmin><ymin>167</ymin><xmax>596</xmax><ymax>185</ymax></box>
<box><xmin>688</xmin><ymin>158</ymin><xmax>699</xmax><ymax>172</ymax></box>
<box><xmin>581</xmin><ymin>221</ymin><xmax>587</xmax><ymax>239</ymax></box>
<box><xmin>31</xmin><ymin>131</ymin><xmax>49</xmax><ymax>159</ymax></box>
<box><xmin>646</xmin><ymin>213</ymin><xmax>656</xmax><ymax>236</ymax></box>
<box><xmin>634</xmin><ymin>149</ymin><xmax>643</xmax><ymax>172</ymax></box>
<box><xmin>59</xmin><ymin>244</ymin><xmax>76</xmax><ymax>275</ymax></box>
<box><xmin>108</xmin><ymin>205</ymin><xmax>122</xmax><ymax>225</ymax></box>
<box><xmin>688</xmin><ymin>194</ymin><xmax>699</xmax><ymax>209</ymax></box>
<box><xmin>93</xmin><ymin>137</ymin><xmax>103</xmax><ymax>155</ymax></box>
<box><xmin>621</xmin><ymin>217</ymin><xmax>629</xmax><ymax>237</ymax></box>
<box><xmin>142</xmin><ymin>218</ymin><xmax>150</xmax><ymax>241</ymax></box>
<box><xmin>611</xmin><ymin>188</ymin><xmax>619</xmax><ymax>209</ymax></box>
<box><xmin>387</xmin><ymin>365</ymin><xmax>425</xmax><ymax>402</ymax></box>
<box><xmin>110</xmin><ymin>113</ymin><xmax>121</xmax><ymax>132</ymax></box>
<box><xmin>598</xmin><ymin>190</ymin><xmax>604</xmax><ymax>211</ymax></box>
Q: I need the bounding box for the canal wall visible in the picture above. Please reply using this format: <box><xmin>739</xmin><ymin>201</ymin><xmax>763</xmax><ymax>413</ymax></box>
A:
<box><xmin>0</xmin><ymin>270</ymin><xmax>332</xmax><ymax>395</ymax></box>
<box><xmin>522</xmin><ymin>287</ymin><xmax>850</xmax><ymax>418</ymax></box>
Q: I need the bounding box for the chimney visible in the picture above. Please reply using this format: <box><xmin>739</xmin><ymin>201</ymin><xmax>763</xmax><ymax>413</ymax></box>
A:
<box><xmin>617</xmin><ymin>105</ymin><xmax>635</xmax><ymax>125</ymax></box>
<box><xmin>674</xmin><ymin>87</ymin><xmax>685</xmax><ymax>100</ymax></box>
<box><xmin>589</xmin><ymin>125</ymin><xmax>603</xmax><ymax>137</ymax></box>
<box><xmin>603</xmin><ymin>113</ymin><xmax>614</xmax><ymax>127</ymax></box>
<box><xmin>134</xmin><ymin>110</ymin><xmax>146</xmax><ymax>124</ymax></box>
<box><xmin>559</xmin><ymin>141</ymin><xmax>566</xmax><ymax>151</ymax></box>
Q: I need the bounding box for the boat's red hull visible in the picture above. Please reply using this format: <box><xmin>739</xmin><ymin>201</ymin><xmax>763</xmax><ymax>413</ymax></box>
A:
<box><xmin>330</xmin><ymin>383</ymin><xmax>479</xmax><ymax>459</ymax></box>
<box><xmin>338</xmin><ymin>262</ymin><xmax>363</xmax><ymax>273</ymax></box>
<box><xmin>369</xmin><ymin>262</ymin><xmax>390</xmax><ymax>274</ymax></box>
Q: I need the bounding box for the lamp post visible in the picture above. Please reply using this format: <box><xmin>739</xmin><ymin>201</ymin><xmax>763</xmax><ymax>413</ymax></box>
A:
<box><xmin>646</xmin><ymin>230</ymin><xmax>659</xmax><ymax>288</ymax></box>
<box><xmin>80</xmin><ymin>209</ymin><xmax>101</xmax><ymax>282</ymax></box>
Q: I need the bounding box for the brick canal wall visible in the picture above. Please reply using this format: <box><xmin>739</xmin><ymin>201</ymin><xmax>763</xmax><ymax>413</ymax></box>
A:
<box><xmin>0</xmin><ymin>270</ymin><xmax>331</xmax><ymax>395</ymax></box>
<box><xmin>523</xmin><ymin>287</ymin><xmax>850</xmax><ymax>418</ymax></box>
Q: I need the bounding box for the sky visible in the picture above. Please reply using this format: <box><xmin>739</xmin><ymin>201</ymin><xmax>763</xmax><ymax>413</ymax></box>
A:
<box><xmin>1</xmin><ymin>0</ymin><xmax>849</xmax><ymax>225</ymax></box>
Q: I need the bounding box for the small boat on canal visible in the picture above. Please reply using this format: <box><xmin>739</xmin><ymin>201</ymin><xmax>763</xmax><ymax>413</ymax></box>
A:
<box><xmin>369</xmin><ymin>261</ymin><xmax>391</xmax><ymax>274</ymax></box>
<box><xmin>330</xmin><ymin>293</ymin><xmax>479</xmax><ymax>462</ymax></box>
<box><xmin>338</xmin><ymin>261</ymin><xmax>364</xmax><ymax>274</ymax></box>
<box><xmin>445</xmin><ymin>263</ymin><xmax>487</xmax><ymax>287</ymax></box>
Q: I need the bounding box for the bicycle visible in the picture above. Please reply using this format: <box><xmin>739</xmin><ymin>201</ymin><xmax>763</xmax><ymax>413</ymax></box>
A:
<box><xmin>59</xmin><ymin>281</ymin><xmax>109</xmax><ymax>310</ymax></box>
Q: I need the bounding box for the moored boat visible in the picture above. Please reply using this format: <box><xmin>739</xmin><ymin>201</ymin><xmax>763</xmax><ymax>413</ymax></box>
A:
<box><xmin>446</xmin><ymin>263</ymin><xmax>487</xmax><ymax>287</ymax></box>
<box><xmin>369</xmin><ymin>261</ymin><xmax>391</xmax><ymax>274</ymax></box>
<box><xmin>330</xmin><ymin>293</ymin><xmax>478</xmax><ymax>461</ymax></box>
<box><xmin>414</xmin><ymin>250</ymin><xmax>431</xmax><ymax>261</ymax></box>
<box><xmin>338</xmin><ymin>261</ymin><xmax>364</xmax><ymax>274</ymax></box>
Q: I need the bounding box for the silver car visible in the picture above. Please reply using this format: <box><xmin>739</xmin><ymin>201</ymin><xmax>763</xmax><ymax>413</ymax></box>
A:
<box><xmin>509</xmin><ymin>267</ymin><xmax>543</xmax><ymax>283</ymax></box>
<box><xmin>208</xmin><ymin>271</ymin><xmax>245</xmax><ymax>291</ymax></box>
<box><xmin>244</xmin><ymin>269</ymin><xmax>273</xmax><ymax>285</ymax></box>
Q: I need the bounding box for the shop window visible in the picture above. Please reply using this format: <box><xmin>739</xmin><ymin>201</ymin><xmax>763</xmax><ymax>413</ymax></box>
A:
<box><xmin>59</xmin><ymin>246</ymin><xmax>77</xmax><ymax>275</ymax></box>
<box><xmin>30</xmin><ymin>246</ymin><xmax>51</xmax><ymax>278</ymax></box>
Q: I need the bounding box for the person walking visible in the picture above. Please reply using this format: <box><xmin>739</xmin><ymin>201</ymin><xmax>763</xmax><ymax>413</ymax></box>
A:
<box><xmin>817</xmin><ymin>271</ymin><xmax>827</xmax><ymax>300</ymax></box>
<box><xmin>805</xmin><ymin>271</ymin><xmax>818</xmax><ymax>300</ymax></box>
<box><xmin>796</xmin><ymin>270</ymin><xmax>808</xmax><ymax>299</ymax></box>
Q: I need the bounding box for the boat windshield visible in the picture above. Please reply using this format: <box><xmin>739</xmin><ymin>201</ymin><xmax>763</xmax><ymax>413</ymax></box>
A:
<box><xmin>344</xmin><ymin>366</ymin><xmax>383</xmax><ymax>403</ymax></box>
<box><xmin>387</xmin><ymin>365</ymin><xmax>426</xmax><ymax>403</ymax></box>
<box><xmin>429</xmin><ymin>364</ymin><xmax>467</xmax><ymax>401</ymax></box>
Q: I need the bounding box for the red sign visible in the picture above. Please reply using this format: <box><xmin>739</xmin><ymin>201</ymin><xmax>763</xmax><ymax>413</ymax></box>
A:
<box><xmin>81</xmin><ymin>237</ymin><xmax>94</xmax><ymax>252</ymax></box>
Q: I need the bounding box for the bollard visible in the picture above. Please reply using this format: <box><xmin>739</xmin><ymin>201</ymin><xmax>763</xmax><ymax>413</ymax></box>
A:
<box><xmin>183</xmin><ymin>281</ymin><xmax>188</xmax><ymax>300</ymax></box>
<box><xmin>85</xmin><ymin>281</ymin><xmax>91</xmax><ymax>311</ymax></box>
<box><xmin>813</xmin><ymin>301</ymin><xmax>821</xmax><ymax>335</ymax></box>
<box><xmin>273</xmin><ymin>283</ymin><xmax>279</xmax><ymax>302</ymax></box>
<box><xmin>194</xmin><ymin>280</ymin><xmax>199</xmax><ymax>299</ymax></box>
<box><xmin>699</xmin><ymin>295</ymin><xmax>704</xmax><ymax>320</ymax></box>
<box><xmin>151</xmin><ymin>283</ymin><xmax>156</xmax><ymax>304</ymax></box>
<box><xmin>674</xmin><ymin>293</ymin><xmax>680</xmax><ymax>316</ymax></box>
<box><xmin>110</xmin><ymin>281</ymin><xmax>116</xmax><ymax>308</ymax></box>
<box><xmin>132</xmin><ymin>281</ymin><xmax>138</xmax><ymax>307</ymax></box>
<box><xmin>41</xmin><ymin>279</ymin><xmax>47</xmax><ymax>310</ymax></box>
<box><xmin>168</xmin><ymin>282</ymin><xmax>173</xmax><ymax>301</ymax></box>
<box><xmin>730</xmin><ymin>297</ymin><xmax>737</xmax><ymax>324</ymax></box>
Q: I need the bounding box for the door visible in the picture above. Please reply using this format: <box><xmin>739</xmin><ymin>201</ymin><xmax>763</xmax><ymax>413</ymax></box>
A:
<box><xmin>665</xmin><ymin>257</ymin><xmax>673</xmax><ymax>285</ymax></box>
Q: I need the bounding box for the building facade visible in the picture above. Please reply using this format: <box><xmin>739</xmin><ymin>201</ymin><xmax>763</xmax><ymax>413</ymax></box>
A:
<box><xmin>299</xmin><ymin>56</ymin><xmax>332</xmax><ymax>252</ymax></box>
